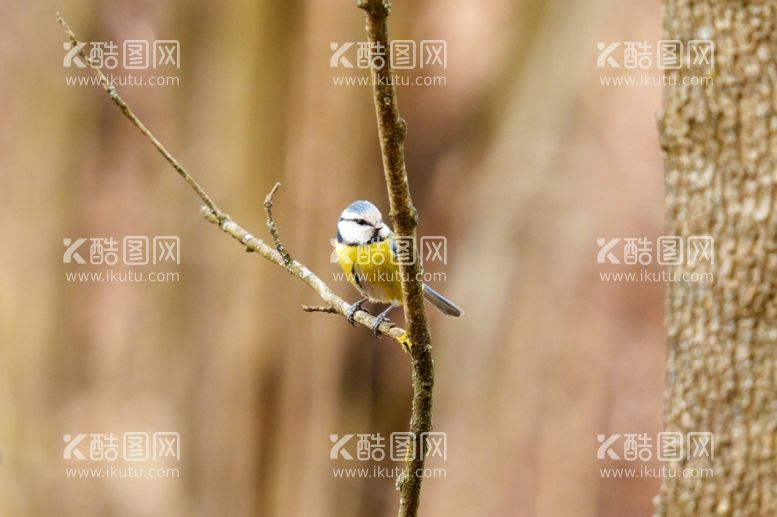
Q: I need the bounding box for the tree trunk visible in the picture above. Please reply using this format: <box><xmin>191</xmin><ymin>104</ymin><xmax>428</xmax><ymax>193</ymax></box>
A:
<box><xmin>657</xmin><ymin>2</ymin><xmax>777</xmax><ymax>515</ymax></box>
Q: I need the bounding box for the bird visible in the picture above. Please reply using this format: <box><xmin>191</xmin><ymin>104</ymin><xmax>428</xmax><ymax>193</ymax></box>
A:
<box><xmin>334</xmin><ymin>200</ymin><xmax>463</xmax><ymax>334</ymax></box>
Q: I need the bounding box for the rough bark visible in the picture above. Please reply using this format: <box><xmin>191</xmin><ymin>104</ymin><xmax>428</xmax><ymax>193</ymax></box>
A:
<box><xmin>657</xmin><ymin>2</ymin><xmax>777</xmax><ymax>515</ymax></box>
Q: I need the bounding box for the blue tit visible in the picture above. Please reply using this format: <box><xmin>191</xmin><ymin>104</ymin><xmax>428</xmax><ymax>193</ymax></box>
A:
<box><xmin>335</xmin><ymin>200</ymin><xmax>463</xmax><ymax>334</ymax></box>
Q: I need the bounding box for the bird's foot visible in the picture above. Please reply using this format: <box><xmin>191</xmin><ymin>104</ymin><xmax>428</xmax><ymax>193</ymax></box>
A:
<box><xmin>346</xmin><ymin>298</ymin><xmax>368</xmax><ymax>326</ymax></box>
<box><xmin>371</xmin><ymin>303</ymin><xmax>399</xmax><ymax>337</ymax></box>
<box><xmin>371</xmin><ymin>313</ymin><xmax>393</xmax><ymax>337</ymax></box>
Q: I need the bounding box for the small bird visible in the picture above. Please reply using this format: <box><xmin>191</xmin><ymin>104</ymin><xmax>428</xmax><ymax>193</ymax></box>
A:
<box><xmin>335</xmin><ymin>200</ymin><xmax>463</xmax><ymax>334</ymax></box>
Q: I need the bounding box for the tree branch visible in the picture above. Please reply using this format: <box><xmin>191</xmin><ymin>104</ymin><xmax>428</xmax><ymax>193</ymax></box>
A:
<box><xmin>301</xmin><ymin>305</ymin><xmax>340</xmax><ymax>314</ymax></box>
<box><xmin>263</xmin><ymin>182</ymin><xmax>292</xmax><ymax>268</ymax></box>
<box><xmin>357</xmin><ymin>1</ymin><xmax>435</xmax><ymax>516</ymax></box>
<box><xmin>56</xmin><ymin>12</ymin><xmax>411</xmax><ymax>348</ymax></box>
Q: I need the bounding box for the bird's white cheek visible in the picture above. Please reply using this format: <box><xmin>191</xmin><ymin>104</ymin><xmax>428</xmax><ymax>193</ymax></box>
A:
<box><xmin>339</xmin><ymin>221</ymin><xmax>373</xmax><ymax>244</ymax></box>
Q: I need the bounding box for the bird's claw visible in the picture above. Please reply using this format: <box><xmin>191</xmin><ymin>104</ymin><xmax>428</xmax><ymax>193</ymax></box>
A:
<box><xmin>346</xmin><ymin>299</ymin><xmax>368</xmax><ymax>326</ymax></box>
<box><xmin>371</xmin><ymin>314</ymin><xmax>393</xmax><ymax>337</ymax></box>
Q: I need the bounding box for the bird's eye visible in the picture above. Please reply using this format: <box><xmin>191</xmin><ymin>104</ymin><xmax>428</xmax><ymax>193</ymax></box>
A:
<box><xmin>355</xmin><ymin>219</ymin><xmax>369</xmax><ymax>226</ymax></box>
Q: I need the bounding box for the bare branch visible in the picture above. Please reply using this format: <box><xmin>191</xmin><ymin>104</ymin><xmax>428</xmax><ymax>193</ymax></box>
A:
<box><xmin>301</xmin><ymin>305</ymin><xmax>339</xmax><ymax>314</ymax></box>
<box><xmin>358</xmin><ymin>1</ymin><xmax>436</xmax><ymax>516</ymax></box>
<box><xmin>263</xmin><ymin>182</ymin><xmax>292</xmax><ymax>268</ymax></box>
<box><xmin>57</xmin><ymin>13</ymin><xmax>223</xmax><ymax>220</ymax></box>
<box><xmin>57</xmin><ymin>12</ymin><xmax>411</xmax><ymax>348</ymax></box>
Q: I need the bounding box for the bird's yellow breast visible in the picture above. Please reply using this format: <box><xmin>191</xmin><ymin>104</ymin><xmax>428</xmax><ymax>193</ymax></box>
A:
<box><xmin>335</xmin><ymin>239</ymin><xmax>404</xmax><ymax>304</ymax></box>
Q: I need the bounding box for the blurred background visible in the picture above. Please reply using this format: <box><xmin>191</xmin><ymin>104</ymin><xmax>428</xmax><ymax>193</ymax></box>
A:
<box><xmin>0</xmin><ymin>0</ymin><xmax>669</xmax><ymax>515</ymax></box>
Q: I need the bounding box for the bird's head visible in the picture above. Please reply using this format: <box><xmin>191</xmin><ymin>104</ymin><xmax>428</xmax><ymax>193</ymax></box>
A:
<box><xmin>336</xmin><ymin>200</ymin><xmax>392</xmax><ymax>245</ymax></box>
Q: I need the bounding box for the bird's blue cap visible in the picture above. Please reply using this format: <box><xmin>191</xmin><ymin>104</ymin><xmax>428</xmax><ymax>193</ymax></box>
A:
<box><xmin>346</xmin><ymin>200</ymin><xmax>378</xmax><ymax>214</ymax></box>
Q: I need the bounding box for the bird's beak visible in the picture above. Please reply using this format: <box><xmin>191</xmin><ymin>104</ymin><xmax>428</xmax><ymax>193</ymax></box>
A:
<box><xmin>378</xmin><ymin>224</ymin><xmax>391</xmax><ymax>239</ymax></box>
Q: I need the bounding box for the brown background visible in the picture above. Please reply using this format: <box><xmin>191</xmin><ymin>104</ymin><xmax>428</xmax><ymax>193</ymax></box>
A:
<box><xmin>0</xmin><ymin>0</ymin><xmax>667</xmax><ymax>515</ymax></box>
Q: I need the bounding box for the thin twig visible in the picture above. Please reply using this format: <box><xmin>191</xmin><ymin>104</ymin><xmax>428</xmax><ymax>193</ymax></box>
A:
<box><xmin>357</xmin><ymin>1</ymin><xmax>436</xmax><ymax>516</ymax></box>
<box><xmin>57</xmin><ymin>13</ymin><xmax>223</xmax><ymax>221</ymax></box>
<box><xmin>57</xmin><ymin>12</ymin><xmax>411</xmax><ymax>348</ymax></box>
<box><xmin>263</xmin><ymin>182</ymin><xmax>292</xmax><ymax>267</ymax></box>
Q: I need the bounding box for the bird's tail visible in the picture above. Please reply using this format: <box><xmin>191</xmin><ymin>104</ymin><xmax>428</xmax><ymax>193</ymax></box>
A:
<box><xmin>422</xmin><ymin>284</ymin><xmax>464</xmax><ymax>317</ymax></box>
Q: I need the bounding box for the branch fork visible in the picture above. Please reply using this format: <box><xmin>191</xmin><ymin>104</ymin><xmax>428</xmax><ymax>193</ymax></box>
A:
<box><xmin>57</xmin><ymin>12</ymin><xmax>410</xmax><ymax>349</ymax></box>
<box><xmin>59</xmin><ymin>4</ymin><xmax>434</xmax><ymax>514</ymax></box>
